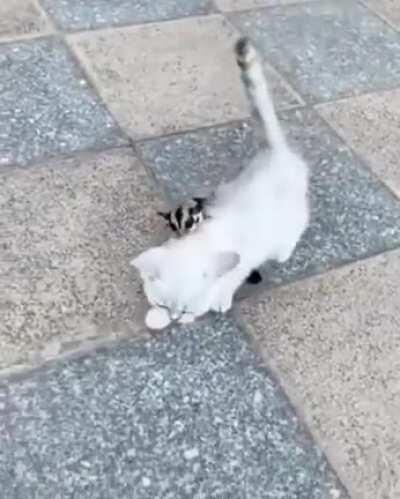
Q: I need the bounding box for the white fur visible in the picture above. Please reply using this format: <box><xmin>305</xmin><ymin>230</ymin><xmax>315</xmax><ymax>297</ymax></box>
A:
<box><xmin>131</xmin><ymin>39</ymin><xmax>309</xmax><ymax>324</ymax></box>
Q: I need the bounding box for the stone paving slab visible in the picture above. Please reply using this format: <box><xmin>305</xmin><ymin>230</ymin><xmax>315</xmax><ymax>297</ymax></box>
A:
<box><xmin>0</xmin><ymin>148</ymin><xmax>164</xmax><ymax>372</ymax></box>
<box><xmin>239</xmin><ymin>249</ymin><xmax>400</xmax><ymax>499</ymax></box>
<box><xmin>1</xmin><ymin>317</ymin><xmax>346</xmax><ymax>499</ymax></box>
<box><xmin>318</xmin><ymin>89</ymin><xmax>400</xmax><ymax>199</ymax></box>
<box><xmin>0</xmin><ymin>37</ymin><xmax>126</xmax><ymax>167</ymax></box>
<box><xmin>0</xmin><ymin>0</ymin><xmax>52</xmax><ymax>41</ymax></box>
<box><xmin>69</xmin><ymin>15</ymin><xmax>302</xmax><ymax>140</ymax></box>
<box><xmin>215</xmin><ymin>0</ymin><xmax>313</xmax><ymax>12</ymax></box>
<box><xmin>364</xmin><ymin>0</ymin><xmax>400</xmax><ymax>30</ymax></box>
<box><xmin>39</xmin><ymin>0</ymin><xmax>214</xmax><ymax>32</ymax></box>
<box><xmin>229</xmin><ymin>0</ymin><xmax>400</xmax><ymax>103</ymax></box>
<box><xmin>137</xmin><ymin>108</ymin><xmax>400</xmax><ymax>288</ymax></box>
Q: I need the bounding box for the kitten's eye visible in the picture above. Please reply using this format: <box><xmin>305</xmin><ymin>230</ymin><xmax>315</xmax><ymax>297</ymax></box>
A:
<box><xmin>185</xmin><ymin>218</ymin><xmax>194</xmax><ymax>230</ymax></box>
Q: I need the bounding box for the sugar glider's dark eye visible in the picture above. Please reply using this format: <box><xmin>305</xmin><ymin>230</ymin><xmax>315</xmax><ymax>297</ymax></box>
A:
<box><xmin>185</xmin><ymin>218</ymin><xmax>194</xmax><ymax>230</ymax></box>
<box><xmin>170</xmin><ymin>223</ymin><xmax>178</xmax><ymax>232</ymax></box>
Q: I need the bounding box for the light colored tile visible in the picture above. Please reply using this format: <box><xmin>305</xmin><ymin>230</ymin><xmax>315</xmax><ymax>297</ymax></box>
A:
<box><xmin>318</xmin><ymin>89</ymin><xmax>400</xmax><ymax>198</ymax></box>
<box><xmin>69</xmin><ymin>16</ymin><xmax>250</xmax><ymax>138</ymax></box>
<box><xmin>365</xmin><ymin>0</ymin><xmax>400</xmax><ymax>30</ymax></box>
<box><xmin>239</xmin><ymin>250</ymin><xmax>400</xmax><ymax>499</ymax></box>
<box><xmin>0</xmin><ymin>149</ymin><xmax>163</xmax><ymax>371</ymax></box>
<box><xmin>216</xmin><ymin>0</ymin><xmax>311</xmax><ymax>12</ymax></box>
<box><xmin>0</xmin><ymin>0</ymin><xmax>52</xmax><ymax>41</ymax></box>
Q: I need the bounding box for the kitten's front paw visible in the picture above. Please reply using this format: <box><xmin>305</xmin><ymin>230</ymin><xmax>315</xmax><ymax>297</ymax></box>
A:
<box><xmin>178</xmin><ymin>312</ymin><xmax>195</xmax><ymax>324</ymax></box>
<box><xmin>211</xmin><ymin>295</ymin><xmax>233</xmax><ymax>314</ymax></box>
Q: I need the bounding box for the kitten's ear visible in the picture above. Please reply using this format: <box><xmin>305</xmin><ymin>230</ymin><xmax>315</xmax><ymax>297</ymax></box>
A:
<box><xmin>211</xmin><ymin>251</ymin><xmax>240</xmax><ymax>278</ymax></box>
<box><xmin>130</xmin><ymin>247</ymin><xmax>165</xmax><ymax>280</ymax></box>
<box><xmin>157</xmin><ymin>211</ymin><xmax>170</xmax><ymax>221</ymax></box>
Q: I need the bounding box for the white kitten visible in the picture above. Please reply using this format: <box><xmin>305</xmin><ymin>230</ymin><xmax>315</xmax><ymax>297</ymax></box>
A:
<box><xmin>131</xmin><ymin>37</ymin><xmax>310</xmax><ymax>324</ymax></box>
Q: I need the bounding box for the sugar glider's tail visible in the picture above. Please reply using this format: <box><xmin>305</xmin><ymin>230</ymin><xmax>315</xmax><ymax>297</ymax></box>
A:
<box><xmin>235</xmin><ymin>37</ymin><xmax>285</xmax><ymax>149</ymax></box>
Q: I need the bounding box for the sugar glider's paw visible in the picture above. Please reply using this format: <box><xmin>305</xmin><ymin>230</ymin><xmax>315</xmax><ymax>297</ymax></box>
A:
<box><xmin>145</xmin><ymin>307</ymin><xmax>171</xmax><ymax>330</ymax></box>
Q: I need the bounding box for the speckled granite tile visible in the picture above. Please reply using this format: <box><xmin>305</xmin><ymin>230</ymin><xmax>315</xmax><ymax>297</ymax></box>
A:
<box><xmin>365</xmin><ymin>0</ymin><xmax>400</xmax><ymax>30</ymax></box>
<box><xmin>215</xmin><ymin>0</ymin><xmax>312</xmax><ymax>12</ymax></box>
<box><xmin>240</xmin><ymin>249</ymin><xmax>400</xmax><ymax>499</ymax></box>
<box><xmin>3</xmin><ymin>317</ymin><xmax>346</xmax><ymax>498</ymax></box>
<box><xmin>39</xmin><ymin>0</ymin><xmax>214</xmax><ymax>32</ymax></box>
<box><xmin>0</xmin><ymin>37</ymin><xmax>126</xmax><ymax>167</ymax></box>
<box><xmin>229</xmin><ymin>0</ymin><xmax>400</xmax><ymax>103</ymax></box>
<box><xmin>137</xmin><ymin>107</ymin><xmax>400</xmax><ymax>287</ymax></box>
<box><xmin>0</xmin><ymin>384</ymin><xmax>12</xmax><ymax>486</ymax></box>
<box><xmin>0</xmin><ymin>148</ymin><xmax>165</xmax><ymax>371</ymax></box>
<box><xmin>318</xmin><ymin>89</ymin><xmax>400</xmax><ymax>199</ymax></box>
<box><xmin>0</xmin><ymin>0</ymin><xmax>52</xmax><ymax>41</ymax></box>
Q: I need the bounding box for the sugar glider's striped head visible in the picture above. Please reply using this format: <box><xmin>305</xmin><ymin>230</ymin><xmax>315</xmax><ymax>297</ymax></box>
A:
<box><xmin>158</xmin><ymin>197</ymin><xmax>206</xmax><ymax>236</ymax></box>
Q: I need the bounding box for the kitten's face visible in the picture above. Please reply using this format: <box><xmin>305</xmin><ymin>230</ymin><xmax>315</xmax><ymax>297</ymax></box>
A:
<box><xmin>131</xmin><ymin>245</ymin><xmax>239</xmax><ymax>320</ymax></box>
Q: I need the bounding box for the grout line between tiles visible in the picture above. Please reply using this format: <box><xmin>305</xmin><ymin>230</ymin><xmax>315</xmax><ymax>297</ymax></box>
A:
<box><xmin>232</xmin><ymin>308</ymin><xmax>352</xmax><ymax>498</ymax></box>
<box><xmin>358</xmin><ymin>0</ymin><xmax>400</xmax><ymax>34</ymax></box>
<box><xmin>314</xmin><ymin>105</ymin><xmax>400</xmax><ymax>202</ymax></box>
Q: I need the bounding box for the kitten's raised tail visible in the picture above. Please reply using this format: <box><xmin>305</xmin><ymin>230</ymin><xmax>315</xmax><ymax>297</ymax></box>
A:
<box><xmin>235</xmin><ymin>37</ymin><xmax>285</xmax><ymax>150</ymax></box>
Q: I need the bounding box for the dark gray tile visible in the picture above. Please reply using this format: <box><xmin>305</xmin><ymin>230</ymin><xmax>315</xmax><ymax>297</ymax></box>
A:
<box><xmin>0</xmin><ymin>37</ymin><xmax>126</xmax><ymax>167</ymax></box>
<box><xmin>39</xmin><ymin>0</ymin><xmax>214</xmax><ymax>31</ymax></box>
<box><xmin>137</xmin><ymin>108</ymin><xmax>400</xmax><ymax>286</ymax></box>
<box><xmin>229</xmin><ymin>0</ymin><xmax>400</xmax><ymax>102</ymax></box>
<box><xmin>3</xmin><ymin>318</ymin><xmax>345</xmax><ymax>498</ymax></box>
<box><xmin>137</xmin><ymin>121</ymin><xmax>257</xmax><ymax>202</ymax></box>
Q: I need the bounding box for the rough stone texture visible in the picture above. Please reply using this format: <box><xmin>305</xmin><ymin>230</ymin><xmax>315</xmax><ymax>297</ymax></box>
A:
<box><xmin>318</xmin><ymin>89</ymin><xmax>400</xmax><ymax>199</ymax></box>
<box><xmin>40</xmin><ymin>0</ymin><xmax>214</xmax><ymax>31</ymax></box>
<box><xmin>0</xmin><ymin>0</ymin><xmax>52</xmax><ymax>41</ymax></box>
<box><xmin>0</xmin><ymin>149</ymin><xmax>164</xmax><ymax>371</ymax></box>
<box><xmin>69</xmin><ymin>15</ymin><xmax>301</xmax><ymax>140</ymax></box>
<box><xmin>2</xmin><ymin>317</ymin><xmax>346</xmax><ymax>499</ymax></box>
<box><xmin>365</xmin><ymin>0</ymin><xmax>400</xmax><ymax>30</ymax></box>
<box><xmin>229</xmin><ymin>0</ymin><xmax>400</xmax><ymax>103</ymax></box>
<box><xmin>239</xmin><ymin>250</ymin><xmax>400</xmax><ymax>499</ymax></box>
<box><xmin>137</xmin><ymin>108</ymin><xmax>400</xmax><ymax>286</ymax></box>
<box><xmin>0</xmin><ymin>37</ymin><xmax>126</xmax><ymax>167</ymax></box>
<box><xmin>216</xmin><ymin>0</ymin><xmax>312</xmax><ymax>12</ymax></box>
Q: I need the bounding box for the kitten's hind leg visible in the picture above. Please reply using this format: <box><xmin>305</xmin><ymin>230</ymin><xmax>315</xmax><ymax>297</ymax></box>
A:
<box><xmin>246</xmin><ymin>270</ymin><xmax>262</xmax><ymax>284</ymax></box>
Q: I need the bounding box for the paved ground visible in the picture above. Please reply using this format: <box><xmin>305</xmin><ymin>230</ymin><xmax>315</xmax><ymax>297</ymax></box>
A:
<box><xmin>1</xmin><ymin>0</ymin><xmax>400</xmax><ymax>497</ymax></box>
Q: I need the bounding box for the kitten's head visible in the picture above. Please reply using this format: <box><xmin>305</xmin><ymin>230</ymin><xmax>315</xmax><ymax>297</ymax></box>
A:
<box><xmin>131</xmin><ymin>243</ymin><xmax>239</xmax><ymax>319</ymax></box>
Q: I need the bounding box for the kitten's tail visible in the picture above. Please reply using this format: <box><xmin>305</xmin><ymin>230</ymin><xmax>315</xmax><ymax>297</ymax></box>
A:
<box><xmin>235</xmin><ymin>37</ymin><xmax>285</xmax><ymax>149</ymax></box>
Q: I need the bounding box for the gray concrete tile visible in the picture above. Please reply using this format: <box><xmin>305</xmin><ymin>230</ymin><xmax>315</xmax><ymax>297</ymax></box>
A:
<box><xmin>216</xmin><ymin>0</ymin><xmax>313</xmax><ymax>12</ymax></box>
<box><xmin>137</xmin><ymin>108</ymin><xmax>400</xmax><ymax>287</ymax></box>
<box><xmin>4</xmin><ymin>317</ymin><xmax>346</xmax><ymax>498</ymax></box>
<box><xmin>0</xmin><ymin>149</ymin><xmax>164</xmax><ymax>372</ymax></box>
<box><xmin>69</xmin><ymin>16</ymin><xmax>301</xmax><ymax>140</ymax></box>
<box><xmin>0</xmin><ymin>0</ymin><xmax>52</xmax><ymax>41</ymax></box>
<box><xmin>318</xmin><ymin>89</ymin><xmax>400</xmax><ymax>199</ymax></box>
<box><xmin>0</xmin><ymin>37</ymin><xmax>126</xmax><ymax>167</ymax></box>
<box><xmin>40</xmin><ymin>0</ymin><xmax>214</xmax><ymax>31</ymax></box>
<box><xmin>229</xmin><ymin>0</ymin><xmax>400</xmax><ymax>103</ymax></box>
<box><xmin>239</xmin><ymin>249</ymin><xmax>400</xmax><ymax>499</ymax></box>
<box><xmin>365</xmin><ymin>0</ymin><xmax>400</xmax><ymax>30</ymax></box>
